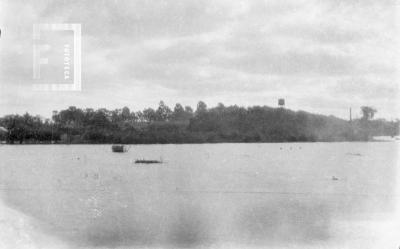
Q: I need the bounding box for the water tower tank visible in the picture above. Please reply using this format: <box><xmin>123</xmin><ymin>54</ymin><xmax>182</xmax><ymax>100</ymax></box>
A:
<box><xmin>278</xmin><ymin>98</ymin><xmax>285</xmax><ymax>107</ymax></box>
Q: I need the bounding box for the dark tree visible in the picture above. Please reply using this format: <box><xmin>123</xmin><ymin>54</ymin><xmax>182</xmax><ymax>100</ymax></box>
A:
<box><xmin>196</xmin><ymin>101</ymin><xmax>207</xmax><ymax>115</ymax></box>
<box><xmin>122</xmin><ymin>106</ymin><xmax>130</xmax><ymax>121</ymax></box>
<box><xmin>360</xmin><ymin>106</ymin><xmax>377</xmax><ymax>120</ymax></box>
<box><xmin>156</xmin><ymin>101</ymin><xmax>172</xmax><ymax>121</ymax></box>
<box><xmin>142</xmin><ymin>108</ymin><xmax>157</xmax><ymax>123</ymax></box>
<box><xmin>172</xmin><ymin>103</ymin><xmax>185</xmax><ymax>121</ymax></box>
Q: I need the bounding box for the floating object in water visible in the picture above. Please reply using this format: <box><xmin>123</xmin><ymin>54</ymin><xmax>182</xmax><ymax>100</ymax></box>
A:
<box><xmin>112</xmin><ymin>144</ymin><xmax>128</xmax><ymax>153</ymax></box>
<box><xmin>346</xmin><ymin>153</ymin><xmax>362</xmax><ymax>157</ymax></box>
<box><xmin>332</xmin><ymin>176</ymin><xmax>339</xmax><ymax>181</ymax></box>
<box><xmin>135</xmin><ymin>158</ymin><xmax>163</xmax><ymax>164</ymax></box>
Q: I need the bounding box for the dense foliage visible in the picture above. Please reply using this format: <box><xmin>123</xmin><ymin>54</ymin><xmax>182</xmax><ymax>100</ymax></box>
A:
<box><xmin>0</xmin><ymin>101</ymin><xmax>398</xmax><ymax>144</ymax></box>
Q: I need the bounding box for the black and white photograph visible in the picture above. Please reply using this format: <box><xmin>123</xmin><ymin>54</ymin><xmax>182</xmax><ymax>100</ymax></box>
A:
<box><xmin>0</xmin><ymin>0</ymin><xmax>399</xmax><ymax>248</ymax></box>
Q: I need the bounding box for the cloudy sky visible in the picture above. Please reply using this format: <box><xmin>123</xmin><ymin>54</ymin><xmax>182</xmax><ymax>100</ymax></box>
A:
<box><xmin>0</xmin><ymin>0</ymin><xmax>398</xmax><ymax>119</ymax></box>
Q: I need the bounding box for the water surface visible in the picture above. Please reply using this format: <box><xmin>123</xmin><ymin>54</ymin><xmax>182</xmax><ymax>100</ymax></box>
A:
<box><xmin>0</xmin><ymin>143</ymin><xmax>398</xmax><ymax>248</ymax></box>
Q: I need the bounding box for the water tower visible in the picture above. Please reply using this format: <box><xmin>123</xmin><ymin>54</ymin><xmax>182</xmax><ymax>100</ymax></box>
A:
<box><xmin>278</xmin><ymin>98</ymin><xmax>285</xmax><ymax>108</ymax></box>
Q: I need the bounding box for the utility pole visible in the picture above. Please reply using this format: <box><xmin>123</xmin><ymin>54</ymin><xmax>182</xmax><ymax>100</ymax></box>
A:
<box><xmin>349</xmin><ymin>108</ymin><xmax>352</xmax><ymax>122</ymax></box>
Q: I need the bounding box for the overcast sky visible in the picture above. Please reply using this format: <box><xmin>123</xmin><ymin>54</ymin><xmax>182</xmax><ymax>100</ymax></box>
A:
<box><xmin>0</xmin><ymin>0</ymin><xmax>398</xmax><ymax>120</ymax></box>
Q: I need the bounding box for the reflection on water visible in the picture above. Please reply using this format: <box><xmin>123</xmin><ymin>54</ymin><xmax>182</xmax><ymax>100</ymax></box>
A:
<box><xmin>238</xmin><ymin>200</ymin><xmax>331</xmax><ymax>244</ymax></box>
<box><xmin>0</xmin><ymin>143</ymin><xmax>398</xmax><ymax>248</ymax></box>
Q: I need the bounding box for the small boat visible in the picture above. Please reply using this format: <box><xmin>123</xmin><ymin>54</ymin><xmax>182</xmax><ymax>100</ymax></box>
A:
<box><xmin>112</xmin><ymin>144</ymin><xmax>128</xmax><ymax>153</ymax></box>
<box><xmin>134</xmin><ymin>158</ymin><xmax>163</xmax><ymax>164</ymax></box>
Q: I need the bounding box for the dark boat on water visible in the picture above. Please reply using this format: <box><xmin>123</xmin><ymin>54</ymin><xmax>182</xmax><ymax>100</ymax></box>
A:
<box><xmin>112</xmin><ymin>144</ymin><xmax>128</xmax><ymax>153</ymax></box>
<box><xmin>135</xmin><ymin>158</ymin><xmax>163</xmax><ymax>164</ymax></box>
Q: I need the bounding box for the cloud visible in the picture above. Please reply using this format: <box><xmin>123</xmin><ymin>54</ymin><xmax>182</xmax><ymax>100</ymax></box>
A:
<box><xmin>218</xmin><ymin>49</ymin><xmax>357</xmax><ymax>76</ymax></box>
<box><xmin>277</xmin><ymin>25</ymin><xmax>372</xmax><ymax>44</ymax></box>
<box><xmin>0</xmin><ymin>0</ymin><xmax>398</xmax><ymax>119</ymax></box>
<box><xmin>332</xmin><ymin>77</ymin><xmax>399</xmax><ymax>100</ymax></box>
<box><xmin>36</xmin><ymin>0</ymin><xmax>233</xmax><ymax>42</ymax></box>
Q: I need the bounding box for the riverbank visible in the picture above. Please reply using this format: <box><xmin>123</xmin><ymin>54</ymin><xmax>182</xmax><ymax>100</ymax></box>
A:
<box><xmin>1</xmin><ymin>137</ymin><xmax>398</xmax><ymax>145</ymax></box>
<box><xmin>1</xmin><ymin>104</ymin><xmax>398</xmax><ymax>145</ymax></box>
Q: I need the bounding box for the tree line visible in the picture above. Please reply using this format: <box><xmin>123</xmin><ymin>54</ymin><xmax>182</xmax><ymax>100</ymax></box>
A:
<box><xmin>0</xmin><ymin>101</ymin><xmax>398</xmax><ymax>144</ymax></box>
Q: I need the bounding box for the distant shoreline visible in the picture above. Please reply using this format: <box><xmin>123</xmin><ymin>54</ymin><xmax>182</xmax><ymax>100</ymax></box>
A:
<box><xmin>1</xmin><ymin>103</ymin><xmax>398</xmax><ymax>145</ymax></box>
<box><xmin>1</xmin><ymin>139</ymin><xmax>397</xmax><ymax>145</ymax></box>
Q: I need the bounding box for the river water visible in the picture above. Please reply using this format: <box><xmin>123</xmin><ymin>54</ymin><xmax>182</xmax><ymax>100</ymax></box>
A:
<box><xmin>0</xmin><ymin>142</ymin><xmax>399</xmax><ymax>248</ymax></box>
